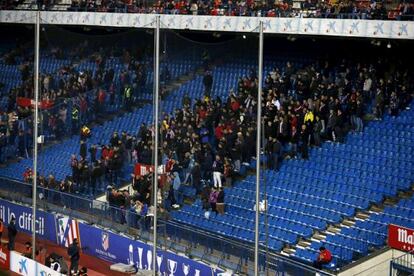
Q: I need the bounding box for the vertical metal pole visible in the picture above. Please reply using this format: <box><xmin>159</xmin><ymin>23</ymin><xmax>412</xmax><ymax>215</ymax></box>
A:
<box><xmin>32</xmin><ymin>10</ymin><xmax>40</xmax><ymax>259</ymax></box>
<box><xmin>152</xmin><ymin>15</ymin><xmax>160</xmax><ymax>276</ymax></box>
<box><xmin>254</xmin><ymin>21</ymin><xmax>264</xmax><ymax>276</ymax></box>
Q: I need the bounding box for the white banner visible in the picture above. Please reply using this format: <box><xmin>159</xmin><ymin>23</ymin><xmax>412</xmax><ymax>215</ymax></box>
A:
<box><xmin>10</xmin><ymin>251</ymin><xmax>64</xmax><ymax>276</ymax></box>
<box><xmin>0</xmin><ymin>11</ymin><xmax>413</xmax><ymax>39</ymax></box>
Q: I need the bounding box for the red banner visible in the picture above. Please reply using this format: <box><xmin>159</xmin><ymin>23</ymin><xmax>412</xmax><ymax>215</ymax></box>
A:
<box><xmin>134</xmin><ymin>163</ymin><xmax>167</xmax><ymax>176</ymax></box>
<box><xmin>16</xmin><ymin>97</ymin><xmax>54</xmax><ymax>109</ymax></box>
<box><xmin>134</xmin><ymin>163</ymin><xmax>154</xmax><ymax>176</ymax></box>
<box><xmin>0</xmin><ymin>247</ymin><xmax>10</xmax><ymax>270</ymax></box>
<box><xmin>388</xmin><ymin>224</ymin><xmax>414</xmax><ymax>252</ymax></box>
<box><xmin>134</xmin><ymin>163</ymin><xmax>167</xmax><ymax>186</ymax></box>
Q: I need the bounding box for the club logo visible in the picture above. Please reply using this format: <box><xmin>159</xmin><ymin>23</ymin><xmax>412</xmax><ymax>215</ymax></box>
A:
<box><xmin>102</xmin><ymin>232</ymin><xmax>109</xmax><ymax>251</ymax></box>
<box><xmin>18</xmin><ymin>258</ymin><xmax>27</xmax><ymax>275</ymax></box>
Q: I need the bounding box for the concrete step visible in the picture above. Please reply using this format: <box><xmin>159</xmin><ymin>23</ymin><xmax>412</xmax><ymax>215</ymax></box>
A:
<box><xmin>398</xmin><ymin>190</ymin><xmax>413</xmax><ymax>199</ymax></box>
<box><xmin>313</xmin><ymin>232</ymin><xmax>326</xmax><ymax>241</ymax></box>
<box><xmin>342</xmin><ymin>218</ymin><xmax>356</xmax><ymax>227</ymax></box>
<box><xmin>370</xmin><ymin>205</ymin><xmax>383</xmax><ymax>213</ymax></box>
<box><xmin>326</xmin><ymin>225</ymin><xmax>341</xmax><ymax>234</ymax></box>
<box><xmin>355</xmin><ymin>211</ymin><xmax>370</xmax><ymax>220</ymax></box>
<box><xmin>297</xmin><ymin>239</ymin><xmax>312</xmax><ymax>248</ymax></box>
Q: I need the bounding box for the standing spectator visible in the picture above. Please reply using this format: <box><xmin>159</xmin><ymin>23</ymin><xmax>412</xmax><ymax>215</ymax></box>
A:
<box><xmin>70</xmin><ymin>155</ymin><xmax>79</xmax><ymax>184</ymax></box>
<box><xmin>300</xmin><ymin>124</ymin><xmax>309</xmax><ymax>160</ymax></box>
<box><xmin>172</xmin><ymin>172</ymin><xmax>183</xmax><ymax>208</ymax></box>
<box><xmin>216</xmin><ymin>187</ymin><xmax>225</xmax><ymax>214</ymax></box>
<box><xmin>209</xmin><ymin>187</ymin><xmax>219</xmax><ymax>213</ymax></box>
<box><xmin>203</xmin><ymin>71</ymin><xmax>213</xmax><ymax>95</ymax></box>
<box><xmin>223</xmin><ymin>158</ymin><xmax>234</xmax><ymax>187</ymax></box>
<box><xmin>313</xmin><ymin>115</ymin><xmax>322</xmax><ymax>147</ymax></box>
<box><xmin>71</xmin><ymin>106</ymin><xmax>79</xmax><ymax>135</ymax></box>
<box><xmin>80</xmin><ymin>140</ymin><xmax>87</xmax><ymax>160</ymax></box>
<box><xmin>390</xmin><ymin>91</ymin><xmax>399</xmax><ymax>116</ymax></box>
<box><xmin>212</xmin><ymin>155</ymin><xmax>223</xmax><ymax>188</ymax></box>
<box><xmin>89</xmin><ymin>144</ymin><xmax>97</xmax><ymax>163</ymax></box>
<box><xmin>80</xmin><ymin>164</ymin><xmax>90</xmax><ymax>194</ymax></box>
<box><xmin>68</xmin><ymin>238</ymin><xmax>80</xmax><ymax>275</ymax></box>
<box><xmin>7</xmin><ymin>216</ymin><xmax>17</xmax><ymax>250</ymax></box>
<box><xmin>326</xmin><ymin>109</ymin><xmax>337</xmax><ymax>142</ymax></box>
<box><xmin>271</xmin><ymin>137</ymin><xmax>282</xmax><ymax>170</ymax></box>
<box><xmin>124</xmin><ymin>85</ymin><xmax>132</xmax><ymax>111</ymax></box>
<box><xmin>191</xmin><ymin>161</ymin><xmax>201</xmax><ymax>194</ymax></box>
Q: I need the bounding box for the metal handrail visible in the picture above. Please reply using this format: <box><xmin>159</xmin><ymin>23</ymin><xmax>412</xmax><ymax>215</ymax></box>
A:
<box><xmin>0</xmin><ymin>176</ymin><xmax>335</xmax><ymax>275</ymax></box>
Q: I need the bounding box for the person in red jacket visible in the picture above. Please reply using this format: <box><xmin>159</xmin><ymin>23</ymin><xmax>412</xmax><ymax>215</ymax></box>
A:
<box><xmin>314</xmin><ymin>246</ymin><xmax>332</xmax><ymax>269</ymax></box>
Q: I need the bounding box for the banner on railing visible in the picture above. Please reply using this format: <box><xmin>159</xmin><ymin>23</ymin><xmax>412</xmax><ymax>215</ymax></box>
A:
<box><xmin>1</xmin><ymin>11</ymin><xmax>414</xmax><ymax>40</ymax></box>
<box><xmin>388</xmin><ymin>224</ymin><xmax>414</xmax><ymax>252</ymax></box>
<box><xmin>134</xmin><ymin>163</ymin><xmax>166</xmax><ymax>176</ymax></box>
<box><xmin>16</xmin><ymin>97</ymin><xmax>54</xmax><ymax>109</ymax></box>
<box><xmin>134</xmin><ymin>163</ymin><xmax>167</xmax><ymax>185</ymax></box>
<box><xmin>78</xmin><ymin>222</ymin><xmax>224</xmax><ymax>275</ymax></box>
<box><xmin>0</xmin><ymin>199</ymin><xmax>222</xmax><ymax>275</ymax></box>
<box><xmin>0</xmin><ymin>247</ymin><xmax>10</xmax><ymax>270</ymax></box>
<box><xmin>0</xmin><ymin>199</ymin><xmax>57</xmax><ymax>241</ymax></box>
<box><xmin>56</xmin><ymin>215</ymin><xmax>81</xmax><ymax>248</ymax></box>
<box><xmin>10</xmin><ymin>251</ymin><xmax>64</xmax><ymax>276</ymax></box>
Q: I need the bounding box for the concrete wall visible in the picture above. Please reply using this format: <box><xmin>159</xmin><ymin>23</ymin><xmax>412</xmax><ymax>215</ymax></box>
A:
<box><xmin>338</xmin><ymin>249</ymin><xmax>406</xmax><ymax>276</ymax></box>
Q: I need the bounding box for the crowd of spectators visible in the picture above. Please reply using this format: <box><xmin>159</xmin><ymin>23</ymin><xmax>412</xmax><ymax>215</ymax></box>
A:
<box><xmin>2</xmin><ymin>32</ymin><xmax>412</xmax><ymax>233</ymax></box>
<box><xmin>0</xmin><ymin>42</ymin><xmax>150</xmax><ymax>163</ymax></box>
<box><xmin>18</xmin><ymin>50</ymin><xmax>414</xmax><ymax>229</ymax></box>
<box><xmin>90</xmin><ymin>55</ymin><xmax>412</xmax><ymax>229</ymax></box>
<box><xmin>65</xmin><ymin>0</ymin><xmax>414</xmax><ymax>21</ymax></box>
<box><xmin>1</xmin><ymin>0</ymin><xmax>413</xmax><ymax>21</ymax></box>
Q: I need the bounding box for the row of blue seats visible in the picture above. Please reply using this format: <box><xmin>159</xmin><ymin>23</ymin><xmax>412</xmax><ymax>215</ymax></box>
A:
<box><xmin>296</xmin><ymin>196</ymin><xmax>414</xmax><ymax>265</ymax></box>
<box><xmin>174</xmin><ymin>99</ymin><xmax>414</xmax><ymax>267</ymax></box>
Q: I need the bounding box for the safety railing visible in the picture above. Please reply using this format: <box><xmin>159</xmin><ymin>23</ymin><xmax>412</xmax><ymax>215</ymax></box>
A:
<box><xmin>391</xmin><ymin>249</ymin><xmax>414</xmax><ymax>275</ymax></box>
<box><xmin>0</xmin><ymin>176</ymin><xmax>335</xmax><ymax>275</ymax></box>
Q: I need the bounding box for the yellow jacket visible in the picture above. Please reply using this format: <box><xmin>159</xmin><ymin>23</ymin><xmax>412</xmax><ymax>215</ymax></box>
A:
<box><xmin>304</xmin><ymin>111</ymin><xmax>314</xmax><ymax>123</ymax></box>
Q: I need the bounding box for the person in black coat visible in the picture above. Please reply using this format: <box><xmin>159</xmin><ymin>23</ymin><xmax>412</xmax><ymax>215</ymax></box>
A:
<box><xmin>272</xmin><ymin>137</ymin><xmax>282</xmax><ymax>171</ymax></box>
<box><xmin>300</xmin><ymin>124</ymin><xmax>310</xmax><ymax>160</ymax></box>
<box><xmin>89</xmin><ymin>144</ymin><xmax>97</xmax><ymax>163</ymax></box>
<box><xmin>67</xmin><ymin>238</ymin><xmax>80</xmax><ymax>274</ymax></box>
<box><xmin>203</xmin><ymin>71</ymin><xmax>213</xmax><ymax>95</ymax></box>
<box><xmin>191</xmin><ymin>162</ymin><xmax>201</xmax><ymax>194</ymax></box>
<box><xmin>216</xmin><ymin>187</ymin><xmax>225</xmax><ymax>214</ymax></box>
<box><xmin>7</xmin><ymin>216</ymin><xmax>17</xmax><ymax>250</ymax></box>
<box><xmin>79</xmin><ymin>140</ymin><xmax>87</xmax><ymax>160</ymax></box>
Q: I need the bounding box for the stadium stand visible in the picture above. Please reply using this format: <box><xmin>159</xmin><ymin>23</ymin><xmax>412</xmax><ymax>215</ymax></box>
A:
<box><xmin>172</xmin><ymin>99</ymin><xmax>414</xmax><ymax>268</ymax></box>
<box><xmin>0</xmin><ymin>43</ymin><xmax>203</xmax><ymax>195</ymax></box>
<box><xmin>0</xmin><ymin>23</ymin><xmax>413</xmax><ymax>275</ymax></box>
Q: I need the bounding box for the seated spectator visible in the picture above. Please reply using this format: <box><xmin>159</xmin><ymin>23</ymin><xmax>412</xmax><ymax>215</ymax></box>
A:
<box><xmin>313</xmin><ymin>246</ymin><xmax>332</xmax><ymax>269</ymax></box>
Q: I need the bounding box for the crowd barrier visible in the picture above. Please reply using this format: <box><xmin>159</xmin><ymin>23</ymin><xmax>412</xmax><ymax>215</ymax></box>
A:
<box><xmin>0</xmin><ymin>178</ymin><xmax>330</xmax><ymax>276</ymax></box>
<box><xmin>1</xmin><ymin>11</ymin><xmax>414</xmax><ymax>40</ymax></box>
<box><xmin>0</xmin><ymin>197</ymin><xmax>225</xmax><ymax>275</ymax></box>
<box><xmin>10</xmin><ymin>251</ymin><xmax>64</xmax><ymax>276</ymax></box>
